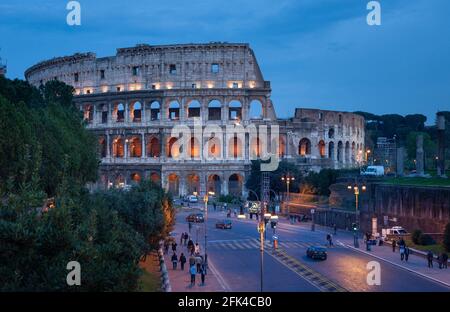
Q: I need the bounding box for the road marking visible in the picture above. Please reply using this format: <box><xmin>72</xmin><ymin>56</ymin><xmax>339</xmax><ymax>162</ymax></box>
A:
<box><xmin>344</xmin><ymin>244</ymin><xmax>450</xmax><ymax>289</ymax></box>
<box><xmin>207</xmin><ymin>257</ymin><xmax>231</xmax><ymax>291</ymax></box>
<box><xmin>266</xmin><ymin>248</ymin><xmax>347</xmax><ymax>292</ymax></box>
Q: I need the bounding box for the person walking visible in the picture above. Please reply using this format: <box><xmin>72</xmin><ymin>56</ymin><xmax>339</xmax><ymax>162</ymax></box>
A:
<box><xmin>213</xmin><ymin>202</ymin><xmax>217</xmax><ymax>211</ymax></box>
<box><xmin>187</xmin><ymin>239</ymin><xmax>194</xmax><ymax>255</ymax></box>
<box><xmin>172</xmin><ymin>242</ymin><xmax>177</xmax><ymax>253</ymax></box>
<box><xmin>190</xmin><ymin>265</ymin><xmax>196</xmax><ymax>287</ymax></box>
<box><xmin>179</xmin><ymin>253</ymin><xmax>186</xmax><ymax>271</ymax></box>
<box><xmin>399</xmin><ymin>245</ymin><xmax>405</xmax><ymax>261</ymax></box>
<box><xmin>405</xmin><ymin>246</ymin><xmax>410</xmax><ymax>262</ymax></box>
<box><xmin>164</xmin><ymin>240</ymin><xmax>169</xmax><ymax>255</ymax></box>
<box><xmin>188</xmin><ymin>222</ymin><xmax>192</xmax><ymax>233</ymax></box>
<box><xmin>180</xmin><ymin>233</ymin><xmax>184</xmax><ymax>245</ymax></box>
<box><xmin>333</xmin><ymin>224</ymin><xmax>337</xmax><ymax>236</ymax></box>
<box><xmin>326</xmin><ymin>234</ymin><xmax>331</xmax><ymax>247</ymax></box>
<box><xmin>437</xmin><ymin>254</ymin><xmax>443</xmax><ymax>269</ymax></box>
<box><xmin>427</xmin><ymin>251</ymin><xmax>434</xmax><ymax>268</ymax></box>
<box><xmin>200</xmin><ymin>263</ymin><xmax>207</xmax><ymax>286</ymax></box>
<box><xmin>392</xmin><ymin>240</ymin><xmax>397</xmax><ymax>253</ymax></box>
<box><xmin>442</xmin><ymin>253</ymin><xmax>448</xmax><ymax>269</ymax></box>
<box><xmin>194</xmin><ymin>243</ymin><xmax>200</xmax><ymax>255</ymax></box>
<box><xmin>171</xmin><ymin>252</ymin><xmax>178</xmax><ymax>270</ymax></box>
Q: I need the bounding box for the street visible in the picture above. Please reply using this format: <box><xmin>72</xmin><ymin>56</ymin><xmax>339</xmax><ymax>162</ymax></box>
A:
<box><xmin>168</xmin><ymin>206</ymin><xmax>450</xmax><ymax>292</ymax></box>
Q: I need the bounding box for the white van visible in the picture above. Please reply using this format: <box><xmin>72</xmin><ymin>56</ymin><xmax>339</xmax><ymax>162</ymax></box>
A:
<box><xmin>361</xmin><ymin>166</ymin><xmax>385</xmax><ymax>177</ymax></box>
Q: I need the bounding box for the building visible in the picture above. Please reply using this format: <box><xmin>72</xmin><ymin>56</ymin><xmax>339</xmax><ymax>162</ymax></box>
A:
<box><xmin>25</xmin><ymin>43</ymin><xmax>365</xmax><ymax>197</ymax></box>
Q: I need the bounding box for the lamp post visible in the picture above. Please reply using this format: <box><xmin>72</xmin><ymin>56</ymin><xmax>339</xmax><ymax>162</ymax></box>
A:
<box><xmin>281</xmin><ymin>174</ymin><xmax>295</xmax><ymax>220</ymax></box>
<box><xmin>203</xmin><ymin>194</ymin><xmax>208</xmax><ymax>265</ymax></box>
<box><xmin>347</xmin><ymin>181</ymin><xmax>367</xmax><ymax>248</ymax></box>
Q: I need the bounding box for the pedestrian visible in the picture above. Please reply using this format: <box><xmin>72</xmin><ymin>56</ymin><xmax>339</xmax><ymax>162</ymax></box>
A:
<box><xmin>405</xmin><ymin>247</ymin><xmax>410</xmax><ymax>262</ymax></box>
<box><xmin>326</xmin><ymin>234</ymin><xmax>331</xmax><ymax>246</ymax></box>
<box><xmin>188</xmin><ymin>222</ymin><xmax>192</xmax><ymax>233</ymax></box>
<box><xmin>437</xmin><ymin>254</ymin><xmax>443</xmax><ymax>269</ymax></box>
<box><xmin>196</xmin><ymin>256</ymin><xmax>202</xmax><ymax>273</ymax></box>
<box><xmin>399</xmin><ymin>245</ymin><xmax>405</xmax><ymax>261</ymax></box>
<box><xmin>190</xmin><ymin>265</ymin><xmax>196</xmax><ymax>287</ymax></box>
<box><xmin>184</xmin><ymin>232</ymin><xmax>189</xmax><ymax>245</ymax></box>
<box><xmin>333</xmin><ymin>224</ymin><xmax>337</xmax><ymax>235</ymax></box>
<box><xmin>233</xmin><ymin>208</ymin><xmax>237</xmax><ymax>217</ymax></box>
<box><xmin>213</xmin><ymin>202</ymin><xmax>217</xmax><ymax>211</ymax></box>
<box><xmin>180</xmin><ymin>233</ymin><xmax>184</xmax><ymax>245</ymax></box>
<box><xmin>427</xmin><ymin>251</ymin><xmax>434</xmax><ymax>268</ymax></box>
<box><xmin>179</xmin><ymin>253</ymin><xmax>186</xmax><ymax>270</ymax></box>
<box><xmin>171</xmin><ymin>252</ymin><xmax>178</xmax><ymax>270</ymax></box>
<box><xmin>200</xmin><ymin>263</ymin><xmax>207</xmax><ymax>286</ymax></box>
<box><xmin>227</xmin><ymin>209</ymin><xmax>231</xmax><ymax>218</ymax></box>
<box><xmin>164</xmin><ymin>240</ymin><xmax>169</xmax><ymax>255</ymax></box>
<box><xmin>442</xmin><ymin>253</ymin><xmax>448</xmax><ymax>269</ymax></box>
<box><xmin>399</xmin><ymin>238</ymin><xmax>405</xmax><ymax>248</ymax></box>
<box><xmin>194</xmin><ymin>243</ymin><xmax>200</xmax><ymax>255</ymax></box>
<box><xmin>172</xmin><ymin>242</ymin><xmax>177</xmax><ymax>253</ymax></box>
<box><xmin>187</xmin><ymin>239</ymin><xmax>194</xmax><ymax>255</ymax></box>
<box><xmin>392</xmin><ymin>240</ymin><xmax>397</xmax><ymax>253</ymax></box>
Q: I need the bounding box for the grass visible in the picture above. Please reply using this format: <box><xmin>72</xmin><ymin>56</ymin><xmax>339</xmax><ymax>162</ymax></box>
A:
<box><xmin>381</xmin><ymin>177</ymin><xmax>450</xmax><ymax>187</ymax></box>
<box><xmin>404</xmin><ymin>237</ymin><xmax>448</xmax><ymax>255</ymax></box>
<box><xmin>138</xmin><ymin>269</ymin><xmax>161</xmax><ymax>292</ymax></box>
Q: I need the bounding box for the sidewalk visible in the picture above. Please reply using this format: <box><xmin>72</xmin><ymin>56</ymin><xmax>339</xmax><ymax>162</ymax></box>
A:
<box><xmin>276</xmin><ymin>217</ymin><xmax>450</xmax><ymax>288</ymax></box>
<box><xmin>163</xmin><ymin>212</ymin><xmax>229</xmax><ymax>292</ymax></box>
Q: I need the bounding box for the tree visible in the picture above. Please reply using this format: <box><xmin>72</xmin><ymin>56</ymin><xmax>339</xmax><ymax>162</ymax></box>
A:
<box><xmin>444</xmin><ymin>223</ymin><xmax>450</xmax><ymax>252</ymax></box>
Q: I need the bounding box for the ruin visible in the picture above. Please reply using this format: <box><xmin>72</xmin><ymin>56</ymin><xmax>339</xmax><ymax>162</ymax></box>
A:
<box><xmin>25</xmin><ymin>43</ymin><xmax>365</xmax><ymax>197</ymax></box>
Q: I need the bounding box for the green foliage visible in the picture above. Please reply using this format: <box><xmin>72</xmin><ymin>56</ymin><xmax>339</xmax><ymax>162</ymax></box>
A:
<box><xmin>418</xmin><ymin>233</ymin><xmax>436</xmax><ymax>246</ymax></box>
<box><xmin>0</xmin><ymin>77</ymin><xmax>98</xmax><ymax>196</ymax></box>
<box><xmin>303</xmin><ymin>169</ymin><xmax>339</xmax><ymax>196</ymax></box>
<box><xmin>218</xmin><ymin>194</ymin><xmax>236</xmax><ymax>203</ymax></box>
<box><xmin>443</xmin><ymin>223</ymin><xmax>450</xmax><ymax>252</ymax></box>
<box><xmin>412</xmin><ymin>229</ymin><xmax>423</xmax><ymax>245</ymax></box>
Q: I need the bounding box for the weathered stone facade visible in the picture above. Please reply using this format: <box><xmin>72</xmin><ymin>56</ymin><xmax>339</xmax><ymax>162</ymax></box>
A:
<box><xmin>25</xmin><ymin>43</ymin><xmax>365</xmax><ymax>197</ymax></box>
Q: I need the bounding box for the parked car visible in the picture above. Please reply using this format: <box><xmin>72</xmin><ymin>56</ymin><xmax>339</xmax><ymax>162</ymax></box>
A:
<box><xmin>187</xmin><ymin>195</ymin><xmax>198</xmax><ymax>203</ymax></box>
<box><xmin>186</xmin><ymin>213</ymin><xmax>204</xmax><ymax>223</ymax></box>
<box><xmin>215</xmin><ymin>219</ymin><xmax>232</xmax><ymax>229</ymax></box>
<box><xmin>306</xmin><ymin>246</ymin><xmax>327</xmax><ymax>260</ymax></box>
<box><xmin>361</xmin><ymin>166</ymin><xmax>385</xmax><ymax>176</ymax></box>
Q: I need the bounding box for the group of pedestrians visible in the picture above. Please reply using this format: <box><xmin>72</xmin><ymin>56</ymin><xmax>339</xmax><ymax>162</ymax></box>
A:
<box><xmin>392</xmin><ymin>238</ymin><xmax>448</xmax><ymax>269</ymax></box>
<box><xmin>427</xmin><ymin>251</ymin><xmax>448</xmax><ymax>269</ymax></box>
<box><xmin>392</xmin><ymin>238</ymin><xmax>411</xmax><ymax>262</ymax></box>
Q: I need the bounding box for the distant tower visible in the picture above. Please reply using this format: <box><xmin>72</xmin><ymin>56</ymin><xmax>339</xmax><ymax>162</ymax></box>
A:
<box><xmin>437</xmin><ymin>113</ymin><xmax>446</xmax><ymax>177</ymax></box>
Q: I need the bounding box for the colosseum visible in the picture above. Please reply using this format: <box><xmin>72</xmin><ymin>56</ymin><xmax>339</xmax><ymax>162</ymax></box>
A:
<box><xmin>25</xmin><ymin>42</ymin><xmax>365</xmax><ymax>198</ymax></box>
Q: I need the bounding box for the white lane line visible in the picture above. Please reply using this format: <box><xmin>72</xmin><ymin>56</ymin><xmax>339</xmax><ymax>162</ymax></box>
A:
<box><xmin>208</xmin><ymin>258</ymin><xmax>231</xmax><ymax>292</ymax></box>
<box><xmin>344</xmin><ymin>244</ymin><xmax>450</xmax><ymax>289</ymax></box>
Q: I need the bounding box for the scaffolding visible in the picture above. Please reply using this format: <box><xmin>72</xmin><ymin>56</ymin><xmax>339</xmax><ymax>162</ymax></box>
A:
<box><xmin>374</xmin><ymin>137</ymin><xmax>397</xmax><ymax>173</ymax></box>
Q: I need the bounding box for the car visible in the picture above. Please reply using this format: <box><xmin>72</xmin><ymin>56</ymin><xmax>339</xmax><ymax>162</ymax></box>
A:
<box><xmin>186</xmin><ymin>213</ymin><xmax>204</xmax><ymax>223</ymax></box>
<box><xmin>187</xmin><ymin>195</ymin><xmax>198</xmax><ymax>203</ymax></box>
<box><xmin>306</xmin><ymin>246</ymin><xmax>327</xmax><ymax>260</ymax></box>
<box><xmin>215</xmin><ymin>220</ymin><xmax>232</xmax><ymax>229</ymax></box>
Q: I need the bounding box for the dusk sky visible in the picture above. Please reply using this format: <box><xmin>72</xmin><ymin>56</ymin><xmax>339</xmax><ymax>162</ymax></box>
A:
<box><xmin>1</xmin><ymin>0</ymin><xmax>449</xmax><ymax>123</ymax></box>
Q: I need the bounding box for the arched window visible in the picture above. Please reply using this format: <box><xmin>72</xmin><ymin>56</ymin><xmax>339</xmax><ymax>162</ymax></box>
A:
<box><xmin>229</xmin><ymin>100</ymin><xmax>242</xmax><ymax>121</ymax></box>
<box><xmin>207</xmin><ymin>175</ymin><xmax>221</xmax><ymax>195</ymax></box>
<box><xmin>167</xmin><ymin>137</ymin><xmax>179</xmax><ymax>158</ymax></box>
<box><xmin>98</xmin><ymin>137</ymin><xmax>107</xmax><ymax>158</ymax></box>
<box><xmin>131</xmin><ymin>102</ymin><xmax>142</xmax><ymax>122</ymax></box>
<box><xmin>278</xmin><ymin>135</ymin><xmax>286</xmax><ymax>158</ymax></box>
<box><xmin>208</xmin><ymin>100</ymin><xmax>221</xmax><ymax>120</ymax></box>
<box><xmin>207</xmin><ymin>136</ymin><xmax>221</xmax><ymax>158</ymax></box>
<box><xmin>187</xmin><ymin>174</ymin><xmax>200</xmax><ymax>195</ymax></box>
<box><xmin>116</xmin><ymin>103</ymin><xmax>125</xmax><ymax>122</ymax></box>
<box><xmin>130</xmin><ymin>173</ymin><xmax>141</xmax><ymax>184</ymax></box>
<box><xmin>299</xmin><ymin>138</ymin><xmax>311</xmax><ymax>156</ymax></box>
<box><xmin>249</xmin><ymin>99</ymin><xmax>263</xmax><ymax>119</ymax></box>
<box><xmin>328</xmin><ymin>128</ymin><xmax>335</xmax><ymax>139</ymax></box>
<box><xmin>112</xmin><ymin>137</ymin><xmax>124</xmax><ymax>158</ymax></box>
<box><xmin>250</xmin><ymin>137</ymin><xmax>262</xmax><ymax>158</ymax></box>
<box><xmin>101</xmin><ymin>104</ymin><xmax>108</xmax><ymax>124</ymax></box>
<box><xmin>150</xmin><ymin>101</ymin><xmax>160</xmax><ymax>121</ymax></box>
<box><xmin>337</xmin><ymin>141</ymin><xmax>343</xmax><ymax>162</ymax></box>
<box><xmin>168</xmin><ymin>174</ymin><xmax>179</xmax><ymax>195</ymax></box>
<box><xmin>318</xmin><ymin>140</ymin><xmax>326</xmax><ymax>158</ymax></box>
<box><xmin>169</xmin><ymin>101</ymin><xmax>180</xmax><ymax>120</ymax></box>
<box><xmin>229</xmin><ymin>136</ymin><xmax>242</xmax><ymax>158</ymax></box>
<box><xmin>188</xmin><ymin>100</ymin><xmax>201</xmax><ymax>118</ymax></box>
<box><xmin>129</xmin><ymin>137</ymin><xmax>142</xmax><ymax>157</ymax></box>
<box><xmin>328</xmin><ymin>141</ymin><xmax>335</xmax><ymax>160</ymax></box>
<box><xmin>228</xmin><ymin>174</ymin><xmax>243</xmax><ymax>196</ymax></box>
<box><xmin>147</xmin><ymin>137</ymin><xmax>160</xmax><ymax>157</ymax></box>
<box><xmin>189</xmin><ymin>137</ymin><xmax>201</xmax><ymax>158</ymax></box>
<box><xmin>84</xmin><ymin>105</ymin><xmax>93</xmax><ymax>122</ymax></box>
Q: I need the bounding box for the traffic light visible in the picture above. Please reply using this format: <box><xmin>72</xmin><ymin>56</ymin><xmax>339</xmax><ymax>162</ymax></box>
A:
<box><xmin>270</xmin><ymin>221</ymin><xmax>277</xmax><ymax>229</ymax></box>
<box><xmin>352</xmin><ymin>222</ymin><xmax>359</xmax><ymax>231</ymax></box>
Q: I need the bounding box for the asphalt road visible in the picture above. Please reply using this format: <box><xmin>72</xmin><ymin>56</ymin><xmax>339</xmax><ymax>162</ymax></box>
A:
<box><xmin>178</xmin><ymin>207</ymin><xmax>450</xmax><ymax>292</ymax></box>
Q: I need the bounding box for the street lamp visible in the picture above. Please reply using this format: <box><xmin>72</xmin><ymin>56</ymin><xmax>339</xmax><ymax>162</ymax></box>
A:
<box><xmin>203</xmin><ymin>194</ymin><xmax>208</xmax><ymax>265</ymax></box>
<box><xmin>347</xmin><ymin>180</ymin><xmax>366</xmax><ymax>248</ymax></box>
<box><xmin>281</xmin><ymin>174</ymin><xmax>295</xmax><ymax>220</ymax></box>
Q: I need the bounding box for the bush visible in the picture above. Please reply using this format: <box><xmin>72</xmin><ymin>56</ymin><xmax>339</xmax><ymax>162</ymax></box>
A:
<box><xmin>218</xmin><ymin>194</ymin><xmax>235</xmax><ymax>204</ymax></box>
<box><xmin>418</xmin><ymin>234</ymin><xmax>436</xmax><ymax>246</ymax></box>
<box><xmin>443</xmin><ymin>223</ymin><xmax>450</xmax><ymax>252</ymax></box>
<box><xmin>412</xmin><ymin>229</ymin><xmax>423</xmax><ymax>245</ymax></box>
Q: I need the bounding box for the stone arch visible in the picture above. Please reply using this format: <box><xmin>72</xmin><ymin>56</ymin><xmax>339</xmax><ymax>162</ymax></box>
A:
<box><xmin>228</xmin><ymin>173</ymin><xmax>243</xmax><ymax>196</ymax></box>
<box><xmin>167</xmin><ymin>137</ymin><xmax>180</xmax><ymax>158</ymax></box>
<box><xmin>98</xmin><ymin>136</ymin><xmax>107</xmax><ymax>158</ymax></box>
<box><xmin>250</xmin><ymin>136</ymin><xmax>262</xmax><ymax>158</ymax></box>
<box><xmin>207</xmin><ymin>136</ymin><xmax>221</xmax><ymax>158</ymax></box>
<box><xmin>208</xmin><ymin>100</ymin><xmax>222</xmax><ymax>121</ymax></box>
<box><xmin>345</xmin><ymin>141</ymin><xmax>351</xmax><ymax>163</ymax></box>
<box><xmin>207</xmin><ymin>174</ymin><xmax>221</xmax><ymax>195</ymax></box>
<box><xmin>168</xmin><ymin>100</ymin><xmax>180</xmax><ymax>120</ymax></box>
<box><xmin>84</xmin><ymin>104</ymin><xmax>94</xmax><ymax>122</ymax></box>
<box><xmin>228</xmin><ymin>135</ymin><xmax>243</xmax><ymax>158</ymax></box>
<box><xmin>228</xmin><ymin>100</ymin><xmax>242</xmax><ymax>121</ymax></box>
<box><xmin>318</xmin><ymin>140</ymin><xmax>326</xmax><ymax>158</ymax></box>
<box><xmin>328</xmin><ymin>141</ymin><xmax>335</xmax><ymax>160</ymax></box>
<box><xmin>130</xmin><ymin>101</ymin><xmax>142</xmax><ymax>122</ymax></box>
<box><xmin>278</xmin><ymin>135</ymin><xmax>286</xmax><ymax>158</ymax></box>
<box><xmin>147</xmin><ymin>136</ymin><xmax>160</xmax><ymax>157</ymax></box>
<box><xmin>130</xmin><ymin>172</ymin><xmax>141</xmax><ymax>184</ymax></box>
<box><xmin>115</xmin><ymin>103</ymin><xmax>125</xmax><ymax>122</ymax></box>
<box><xmin>249</xmin><ymin>99</ymin><xmax>263</xmax><ymax>119</ymax></box>
<box><xmin>101</xmin><ymin>104</ymin><xmax>108</xmax><ymax>123</ymax></box>
<box><xmin>150</xmin><ymin>101</ymin><xmax>161</xmax><ymax>121</ymax></box>
<box><xmin>128</xmin><ymin>136</ymin><xmax>142</xmax><ymax>157</ymax></box>
<box><xmin>187</xmin><ymin>100</ymin><xmax>201</xmax><ymax>118</ymax></box>
<box><xmin>186</xmin><ymin>173</ymin><xmax>200</xmax><ymax>195</ymax></box>
<box><xmin>298</xmin><ymin>138</ymin><xmax>311</xmax><ymax>156</ymax></box>
<box><xmin>351</xmin><ymin>141</ymin><xmax>356</xmax><ymax>163</ymax></box>
<box><xmin>328</xmin><ymin>128</ymin><xmax>335</xmax><ymax>139</ymax></box>
<box><xmin>168</xmin><ymin>173</ymin><xmax>180</xmax><ymax>196</ymax></box>
<box><xmin>115</xmin><ymin>174</ymin><xmax>125</xmax><ymax>188</ymax></box>
<box><xmin>112</xmin><ymin>137</ymin><xmax>124</xmax><ymax>158</ymax></box>
<box><xmin>150</xmin><ymin>172</ymin><xmax>161</xmax><ymax>183</ymax></box>
<box><xmin>337</xmin><ymin>141</ymin><xmax>343</xmax><ymax>163</ymax></box>
<box><xmin>189</xmin><ymin>137</ymin><xmax>201</xmax><ymax>159</ymax></box>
